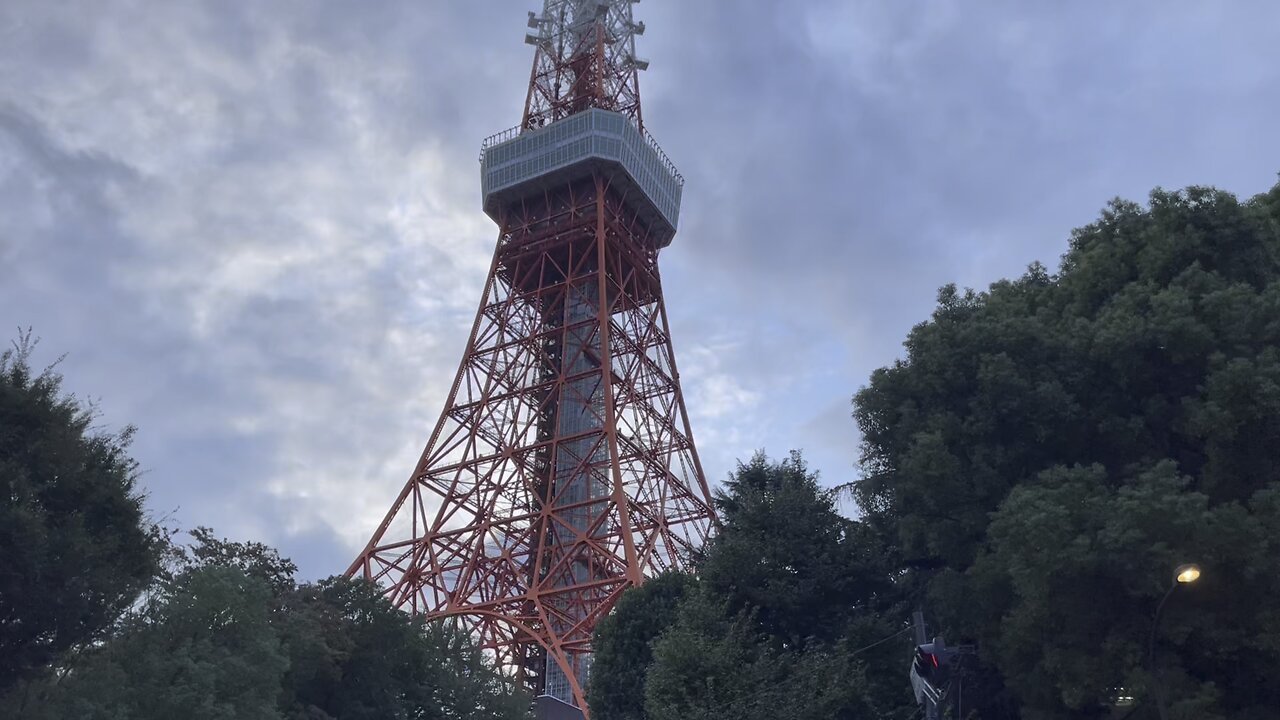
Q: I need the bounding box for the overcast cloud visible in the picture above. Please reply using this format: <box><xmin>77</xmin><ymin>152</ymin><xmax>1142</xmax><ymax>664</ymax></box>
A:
<box><xmin>2</xmin><ymin>0</ymin><xmax>1278</xmax><ymax>578</ymax></box>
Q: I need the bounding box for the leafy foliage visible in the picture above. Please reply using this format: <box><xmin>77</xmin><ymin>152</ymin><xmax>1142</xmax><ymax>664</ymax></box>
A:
<box><xmin>179</xmin><ymin>526</ymin><xmax>300</xmax><ymax>595</ymax></box>
<box><xmin>0</xmin><ymin>333</ymin><xmax>162</xmax><ymax>694</ymax></box>
<box><xmin>276</xmin><ymin>577</ymin><xmax>527</xmax><ymax>720</ymax></box>
<box><xmin>0</xmin><ymin>338</ymin><xmax>528</xmax><ymax>719</ymax></box>
<box><xmin>3</xmin><ymin>529</ymin><xmax>531</xmax><ymax>720</ymax></box>
<box><xmin>636</xmin><ymin>453</ymin><xmax>913</xmax><ymax>720</ymax></box>
<box><xmin>588</xmin><ymin>572</ymin><xmax>693</xmax><ymax>720</ymax></box>
<box><xmin>853</xmin><ymin>182</ymin><xmax>1280</xmax><ymax>718</ymax></box>
<box><xmin>21</xmin><ymin>565</ymin><xmax>289</xmax><ymax>720</ymax></box>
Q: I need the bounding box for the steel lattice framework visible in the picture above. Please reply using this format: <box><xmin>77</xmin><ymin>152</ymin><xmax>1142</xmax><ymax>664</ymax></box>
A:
<box><xmin>522</xmin><ymin>0</ymin><xmax>646</xmax><ymax>130</ymax></box>
<box><xmin>347</xmin><ymin>1</ymin><xmax>715</xmax><ymax>714</ymax></box>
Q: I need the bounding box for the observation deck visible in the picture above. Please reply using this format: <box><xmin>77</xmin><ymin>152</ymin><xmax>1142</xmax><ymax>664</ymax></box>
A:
<box><xmin>480</xmin><ymin>108</ymin><xmax>684</xmax><ymax>247</ymax></box>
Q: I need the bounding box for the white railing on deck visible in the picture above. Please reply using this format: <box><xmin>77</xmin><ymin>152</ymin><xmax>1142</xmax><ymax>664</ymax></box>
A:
<box><xmin>480</xmin><ymin>115</ymin><xmax>684</xmax><ymax>189</ymax></box>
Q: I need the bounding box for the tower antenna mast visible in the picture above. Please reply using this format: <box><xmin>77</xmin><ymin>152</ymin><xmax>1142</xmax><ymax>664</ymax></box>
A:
<box><xmin>522</xmin><ymin>0</ymin><xmax>648</xmax><ymax>131</ymax></box>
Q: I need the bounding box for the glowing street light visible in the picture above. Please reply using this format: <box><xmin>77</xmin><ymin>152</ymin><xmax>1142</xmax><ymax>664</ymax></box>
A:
<box><xmin>1149</xmin><ymin>563</ymin><xmax>1202</xmax><ymax>720</ymax></box>
<box><xmin>1175</xmin><ymin>564</ymin><xmax>1200</xmax><ymax>584</ymax></box>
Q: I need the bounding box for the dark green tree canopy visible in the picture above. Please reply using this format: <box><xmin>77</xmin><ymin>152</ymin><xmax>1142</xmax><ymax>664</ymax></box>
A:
<box><xmin>32</xmin><ymin>564</ymin><xmax>290</xmax><ymax>720</ymax></box>
<box><xmin>178</xmin><ymin>526</ymin><xmax>299</xmax><ymax>595</ymax></box>
<box><xmin>588</xmin><ymin>572</ymin><xmax>693</xmax><ymax>720</ymax></box>
<box><xmin>700</xmin><ymin>452</ymin><xmax>898</xmax><ymax>652</ymax></box>
<box><xmin>853</xmin><ymin>182</ymin><xmax>1280</xmax><ymax>718</ymax></box>
<box><xmin>0</xmin><ymin>334</ymin><xmax>162</xmax><ymax>694</ymax></box>
<box><xmin>0</xmin><ymin>339</ymin><xmax>528</xmax><ymax>719</ymax></box>
<box><xmin>640</xmin><ymin>452</ymin><xmax>913</xmax><ymax>720</ymax></box>
<box><xmin>4</xmin><ymin>529</ymin><xmax>531</xmax><ymax>720</ymax></box>
<box><xmin>275</xmin><ymin>576</ymin><xmax>526</xmax><ymax>720</ymax></box>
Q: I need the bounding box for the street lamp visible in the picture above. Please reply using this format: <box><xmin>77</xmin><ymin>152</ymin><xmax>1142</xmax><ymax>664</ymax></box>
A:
<box><xmin>1174</xmin><ymin>564</ymin><xmax>1200</xmax><ymax>584</ymax></box>
<box><xmin>1147</xmin><ymin>563</ymin><xmax>1200</xmax><ymax>720</ymax></box>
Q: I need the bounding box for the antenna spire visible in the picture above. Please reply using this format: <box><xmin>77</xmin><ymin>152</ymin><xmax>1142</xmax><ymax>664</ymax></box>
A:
<box><xmin>523</xmin><ymin>0</ymin><xmax>649</xmax><ymax>130</ymax></box>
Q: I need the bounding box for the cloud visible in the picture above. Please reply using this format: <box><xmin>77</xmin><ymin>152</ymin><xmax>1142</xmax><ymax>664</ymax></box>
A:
<box><xmin>1</xmin><ymin>0</ymin><xmax>513</xmax><ymax>576</ymax></box>
<box><xmin>3</xmin><ymin>0</ymin><xmax>1279</xmax><ymax>578</ymax></box>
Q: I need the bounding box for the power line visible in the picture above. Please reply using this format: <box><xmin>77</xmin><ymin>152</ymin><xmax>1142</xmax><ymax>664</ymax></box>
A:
<box><xmin>850</xmin><ymin>626</ymin><xmax>914</xmax><ymax>656</ymax></box>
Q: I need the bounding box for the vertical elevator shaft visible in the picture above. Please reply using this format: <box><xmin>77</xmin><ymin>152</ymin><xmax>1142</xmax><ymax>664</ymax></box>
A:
<box><xmin>542</xmin><ymin>276</ymin><xmax>608</xmax><ymax>703</ymax></box>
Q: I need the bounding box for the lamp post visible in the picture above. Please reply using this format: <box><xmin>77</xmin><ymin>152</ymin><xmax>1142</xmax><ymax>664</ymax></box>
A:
<box><xmin>1147</xmin><ymin>563</ymin><xmax>1200</xmax><ymax>720</ymax></box>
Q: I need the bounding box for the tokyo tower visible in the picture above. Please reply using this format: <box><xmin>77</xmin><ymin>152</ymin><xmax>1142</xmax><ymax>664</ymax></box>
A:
<box><xmin>347</xmin><ymin>0</ymin><xmax>717</xmax><ymax>714</ymax></box>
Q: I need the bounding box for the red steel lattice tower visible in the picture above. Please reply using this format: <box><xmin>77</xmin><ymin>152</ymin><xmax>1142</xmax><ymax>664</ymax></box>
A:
<box><xmin>347</xmin><ymin>1</ymin><xmax>716</xmax><ymax>713</ymax></box>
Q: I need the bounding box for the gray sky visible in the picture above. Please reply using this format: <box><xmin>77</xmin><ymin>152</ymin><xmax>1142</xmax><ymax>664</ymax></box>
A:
<box><xmin>3</xmin><ymin>0</ymin><xmax>1278</xmax><ymax>579</ymax></box>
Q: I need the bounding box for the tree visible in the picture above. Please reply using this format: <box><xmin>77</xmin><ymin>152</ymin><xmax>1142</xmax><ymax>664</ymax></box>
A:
<box><xmin>18</xmin><ymin>565</ymin><xmax>289</xmax><ymax>720</ymax></box>
<box><xmin>3</xmin><ymin>528</ymin><xmax>532</xmax><ymax>720</ymax></box>
<box><xmin>179</xmin><ymin>526</ymin><xmax>299</xmax><ymax>595</ymax></box>
<box><xmin>0</xmin><ymin>333</ymin><xmax>162</xmax><ymax>694</ymax></box>
<box><xmin>853</xmin><ymin>182</ymin><xmax>1280</xmax><ymax>718</ymax></box>
<box><xmin>643</xmin><ymin>452</ymin><xmax>912</xmax><ymax>720</ymax></box>
<box><xmin>588</xmin><ymin>572</ymin><xmax>694</xmax><ymax>720</ymax></box>
<box><xmin>0</xmin><ymin>336</ymin><xmax>528</xmax><ymax>718</ymax></box>
<box><xmin>276</xmin><ymin>577</ymin><xmax>529</xmax><ymax>720</ymax></box>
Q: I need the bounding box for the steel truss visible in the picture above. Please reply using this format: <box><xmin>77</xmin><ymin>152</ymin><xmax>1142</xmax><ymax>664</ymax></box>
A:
<box><xmin>349</xmin><ymin>172</ymin><xmax>715</xmax><ymax>710</ymax></box>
